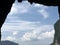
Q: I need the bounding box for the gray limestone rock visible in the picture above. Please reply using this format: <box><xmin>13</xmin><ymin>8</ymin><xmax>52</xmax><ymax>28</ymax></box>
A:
<box><xmin>51</xmin><ymin>19</ymin><xmax>60</xmax><ymax>45</ymax></box>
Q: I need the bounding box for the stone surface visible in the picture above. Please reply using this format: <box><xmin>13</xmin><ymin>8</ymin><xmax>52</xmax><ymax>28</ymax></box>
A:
<box><xmin>51</xmin><ymin>19</ymin><xmax>60</xmax><ymax>45</ymax></box>
<box><xmin>0</xmin><ymin>40</ymin><xmax>18</xmax><ymax>45</ymax></box>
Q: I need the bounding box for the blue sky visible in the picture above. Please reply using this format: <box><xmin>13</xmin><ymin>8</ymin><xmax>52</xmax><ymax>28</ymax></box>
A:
<box><xmin>1</xmin><ymin>1</ymin><xmax>59</xmax><ymax>45</ymax></box>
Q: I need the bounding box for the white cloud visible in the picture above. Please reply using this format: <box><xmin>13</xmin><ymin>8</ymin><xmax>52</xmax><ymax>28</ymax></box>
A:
<box><xmin>38</xmin><ymin>9</ymin><xmax>49</xmax><ymax>18</ymax></box>
<box><xmin>1</xmin><ymin>1</ymin><xmax>55</xmax><ymax>43</ymax></box>
<box><xmin>38</xmin><ymin>30</ymin><xmax>55</xmax><ymax>39</ymax></box>
<box><xmin>13</xmin><ymin>31</ymin><xmax>18</xmax><ymax>36</ymax></box>
<box><xmin>5</xmin><ymin>36</ymin><xmax>16</xmax><ymax>41</ymax></box>
<box><xmin>10</xmin><ymin>1</ymin><xmax>30</xmax><ymax>15</ymax></box>
<box><xmin>34</xmin><ymin>3</ymin><xmax>48</xmax><ymax>9</ymax></box>
<box><xmin>2</xmin><ymin>15</ymin><xmax>54</xmax><ymax>41</ymax></box>
<box><xmin>34</xmin><ymin>4</ymin><xmax>41</xmax><ymax>7</ymax></box>
<box><xmin>20</xmin><ymin>32</ymin><xmax>31</xmax><ymax>41</ymax></box>
<box><xmin>2</xmin><ymin>21</ymin><xmax>54</xmax><ymax>41</ymax></box>
<box><xmin>2</xmin><ymin>20</ymin><xmax>40</xmax><ymax>31</ymax></box>
<box><xmin>20</xmin><ymin>31</ymin><xmax>37</xmax><ymax>41</ymax></box>
<box><xmin>33</xmin><ymin>3</ymin><xmax>49</xmax><ymax>19</ymax></box>
<box><xmin>20</xmin><ymin>25</ymin><xmax>54</xmax><ymax>41</ymax></box>
<box><xmin>9</xmin><ymin>1</ymin><xmax>49</xmax><ymax>19</ymax></box>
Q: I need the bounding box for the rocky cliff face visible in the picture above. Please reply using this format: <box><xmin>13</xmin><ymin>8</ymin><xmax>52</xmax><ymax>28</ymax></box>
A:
<box><xmin>51</xmin><ymin>19</ymin><xmax>60</xmax><ymax>45</ymax></box>
<box><xmin>0</xmin><ymin>40</ymin><xmax>18</xmax><ymax>45</ymax></box>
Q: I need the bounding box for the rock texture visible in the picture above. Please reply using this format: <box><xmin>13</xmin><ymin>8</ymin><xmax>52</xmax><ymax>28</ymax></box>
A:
<box><xmin>51</xmin><ymin>19</ymin><xmax>60</xmax><ymax>45</ymax></box>
<box><xmin>0</xmin><ymin>40</ymin><xmax>18</xmax><ymax>45</ymax></box>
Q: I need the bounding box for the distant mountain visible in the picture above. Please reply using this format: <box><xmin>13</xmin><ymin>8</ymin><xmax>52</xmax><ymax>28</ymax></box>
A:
<box><xmin>0</xmin><ymin>40</ymin><xmax>18</xmax><ymax>45</ymax></box>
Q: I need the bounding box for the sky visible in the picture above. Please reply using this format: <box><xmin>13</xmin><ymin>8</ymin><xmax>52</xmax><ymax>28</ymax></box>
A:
<box><xmin>1</xmin><ymin>1</ymin><xmax>59</xmax><ymax>45</ymax></box>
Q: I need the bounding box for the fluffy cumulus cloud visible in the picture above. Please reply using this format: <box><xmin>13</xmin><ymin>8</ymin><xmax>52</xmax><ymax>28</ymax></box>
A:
<box><xmin>2</xmin><ymin>18</ymin><xmax>55</xmax><ymax>41</ymax></box>
<box><xmin>38</xmin><ymin>30</ymin><xmax>54</xmax><ymax>39</ymax></box>
<box><xmin>20</xmin><ymin>31</ymin><xmax>37</xmax><ymax>41</ymax></box>
<box><xmin>2</xmin><ymin>24</ymin><xmax>54</xmax><ymax>42</ymax></box>
<box><xmin>20</xmin><ymin>25</ymin><xmax>55</xmax><ymax>41</ymax></box>
<box><xmin>10</xmin><ymin>1</ymin><xmax>31</xmax><ymax>14</ymax></box>
<box><xmin>9</xmin><ymin>1</ymin><xmax>49</xmax><ymax>19</ymax></box>
<box><xmin>38</xmin><ymin>9</ymin><xmax>49</xmax><ymax>18</ymax></box>
<box><xmin>34</xmin><ymin>3</ymin><xmax>49</xmax><ymax>19</ymax></box>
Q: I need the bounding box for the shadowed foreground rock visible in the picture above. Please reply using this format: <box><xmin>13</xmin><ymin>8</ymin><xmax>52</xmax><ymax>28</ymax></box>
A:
<box><xmin>51</xmin><ymin>19</ymin><xmax>60</xmax><ymax>45</ymax></box>
<box><xmin>0</xmin><ymin>41</ymin><xmax>18</xmax><ymax>45</ymax></box>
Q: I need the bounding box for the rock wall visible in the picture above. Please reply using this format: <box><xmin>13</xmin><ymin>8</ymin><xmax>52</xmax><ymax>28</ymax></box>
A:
<box><xmin>0</xmin><ymin>40</ymin><xmax>18</xmax><ymax>45</ymax></box>
<box><xmin>51</xmin><ymin>19</ymin><xmax>60</xmax><ymax>45</ymax></box>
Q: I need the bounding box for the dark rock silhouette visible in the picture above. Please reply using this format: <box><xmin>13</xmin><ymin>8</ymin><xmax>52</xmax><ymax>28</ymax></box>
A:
<box><xmin>18</xmin><ymin>0</ymin><xmax>22</xmax><ymax>2</ymax></box>
<box><xmin>28</xmin><ymin>0</ymin><xmax>58</xmax><ymax>6</ymax></box>
<box><xmin>0</xmin><ymin>40</ymin><xmax>18</xmax><ymax>45</ymax></box>
<box><xmin>51</xmin><ymin>19</ymin><xmax>60</xmax><ymax>45</ymax></box>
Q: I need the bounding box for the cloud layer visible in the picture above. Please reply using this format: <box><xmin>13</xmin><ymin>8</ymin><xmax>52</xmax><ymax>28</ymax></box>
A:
<box><xmin>1</xmin><ymin>1</ymin><xmax>58</xmax><ymax>45</ymax></box>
